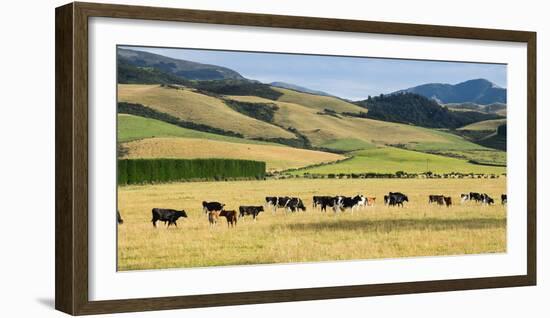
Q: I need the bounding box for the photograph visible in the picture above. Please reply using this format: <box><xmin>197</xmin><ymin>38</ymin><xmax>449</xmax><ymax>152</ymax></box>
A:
<box><xmin>116</xmin><ymin>45</ymin><xmax>508</xmax><ymax>271</ymax></box>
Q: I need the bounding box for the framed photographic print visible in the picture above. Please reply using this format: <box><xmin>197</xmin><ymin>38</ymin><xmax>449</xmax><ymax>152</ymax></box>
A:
<box><xmin>55</xmin><ymin>2</ymin><xmax>536</xmax><ymax>315</ymax></box>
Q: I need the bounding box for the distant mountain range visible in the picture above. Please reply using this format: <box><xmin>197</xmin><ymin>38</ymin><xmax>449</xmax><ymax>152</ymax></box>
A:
<box><xmin>270</xmin><ymin>82</ymin><xmax>334</xmax><ymax>97</ymax></box>
<box><xmin>118</xmin><ymin>48</ymin><xmax>245</xmax><ymax>81</ymax></box>
<box><xmin>393</xmin><ymin>79</ymin><xmax>506</xmax><ymax>105</ymax></box>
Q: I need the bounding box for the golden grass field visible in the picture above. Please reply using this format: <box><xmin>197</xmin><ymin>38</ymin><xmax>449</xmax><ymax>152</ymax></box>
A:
<box><xmin>118</xmin><ymin>84</ymin><xmax>294</xmax><ymax>139</ymax></box>
<box><xmin>121</xmin><ymin>137</ymin><xmax>346</xmax><ymax>172</ymax></box>
<box><xmin>117</xmin><ymin>178</ymin><xmax>506</xmax><ymax>271</ymax></box>
<box><xmin>459</xmin><ymin>119</ymin><xmax>507</xmax><ymax>131</ymax></box>
<box><xmin>272</xmin><ymin>87</ymin><xmax>366</xmax><ymax>114</ymax></box>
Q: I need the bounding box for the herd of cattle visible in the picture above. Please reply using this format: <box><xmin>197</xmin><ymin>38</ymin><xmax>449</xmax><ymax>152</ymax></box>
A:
<box><xmin>117</xmin><ymin>192</ymin><xmax>507</xmax><ymax>229</ymax></box>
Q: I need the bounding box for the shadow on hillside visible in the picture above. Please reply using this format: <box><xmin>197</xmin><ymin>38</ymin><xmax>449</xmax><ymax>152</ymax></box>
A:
<box><xmin>278</xmin><ymin>217</ymin><xmax>506</xmax><ymax>233</ymax></box>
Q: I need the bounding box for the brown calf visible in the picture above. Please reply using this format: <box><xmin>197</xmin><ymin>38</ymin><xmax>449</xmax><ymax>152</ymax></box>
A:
<box><xmin>208</xmin><ymin>211</ymin><xmax>220</xmax><ymax>227</ymax></box>
<box><xmin>219</xmin><ymin>210</ymin><xmax>238</xmax><ymax>227</ymax></box>
<box><xmin>367</xmin><ymin>197</ymin><xmax>376</xmax><ymax>206</ymax></box>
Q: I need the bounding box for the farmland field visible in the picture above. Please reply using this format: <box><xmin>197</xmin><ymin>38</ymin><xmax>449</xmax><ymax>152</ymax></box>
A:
<box><xmin>117</xmin><ymin>178</ymin><xmax>506</xmax><ymax>271</ymax></box>
<box><xmin>121</xmin><ymin>137</ymin><xmax>346</xmax><ymax>172</ymax></box>
<box><xmin>118</xmin><ymin>114</ymin><xmax>281</xmax><ymax>145</ymax></box>
<box><xmin>459</xmin><ymin>119</ymin><xmax>506</xmax><ymax>131</ymax></box>
<box><xmin>291</xmin><ymin>147</ymin><xmax>506</xmax><ymax>175</ymax></box>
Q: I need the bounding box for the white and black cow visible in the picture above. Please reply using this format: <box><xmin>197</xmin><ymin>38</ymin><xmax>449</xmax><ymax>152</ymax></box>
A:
<box><xmin>265</xmin><ymin>196</ymin><xmax>291</xmax><ymax>213</ymax></box>
<box><xmin>285</xmin><ymin>197</ymin><xmax>306</xmax><ymax>212</ymax></box>
<box><xmin>334</xmin><ymin>195</ymin><xmax>362</xmax><ymax>213</ymax></box>
<box><xmin>460</xmin><ymin>193</ymin><xmax>470</xmax><ymax>204</ymax></box>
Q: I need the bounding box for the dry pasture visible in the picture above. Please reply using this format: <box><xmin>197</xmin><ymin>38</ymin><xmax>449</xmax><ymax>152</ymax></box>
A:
<box><xmin>117</xmin><ymin>178</ymin><xmax>506</xmax><ymax>271</ymax></box>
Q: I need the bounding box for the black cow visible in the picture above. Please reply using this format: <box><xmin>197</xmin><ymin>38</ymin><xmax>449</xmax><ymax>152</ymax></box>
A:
<box><xmin>151</xmin><ymin>208</ymin><xmax>188</xmax><ymax>227</ymax></box>
<box><xmin>501</xmin><ymin>194</ymin><xmax>507</xmax><ymax>205</ymax></box>
<box><xmin>202</xmin><ymin>201</ymin><xmax>225</xmax><ymax>214</ymax></box>
<box><xmin>239</xmin><ymin>206</ymin><xmax>264</xmax><ymax>220</ymax></box>
<box><xmin>384</xmin><ymin>195</ymin><xmax>390</xmax><ymax>205</ymax></box>
<box><xmin>482</xmin><ymin>194</ymin><xmax>495</xmax><ymax>205</ymax></box>
<box><xmin>286</xmin><ymin>197</ymin><xmax>306</xmax><ymax>212</ymax></box>
<box><xmin>388</xmin><ymin>193</ymin><xmax>408</xmax><ymax>207</ymax></box>
<box><xmin>117</xmin><ymin>210</ymin><xmax>124</xmax><ymax>225</ymax></box>
<box><xmin>317</xmin><ymin>196</ymin><xmax>339</xmax><ymax>212</ymax></box>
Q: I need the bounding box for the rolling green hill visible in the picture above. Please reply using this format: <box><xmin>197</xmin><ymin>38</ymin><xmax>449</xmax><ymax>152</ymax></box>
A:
<box><xmin>290</xmin><ymin>147</ymin><xmax>505</xmax><ymax>175</ymax></box>
<box><xmin>120</xmin><ymin>84</ymin><xmax>493</xmax><ymax>155</ymax></box>
<box><xmin>118</xmin><ymin>114</ymin><xmax>279</xmax><ymax>146</ymax></box>
<box><xmin>118</xmin><ymin>84</ymin><xmax>295</xmax><ymax>140</ymax></box>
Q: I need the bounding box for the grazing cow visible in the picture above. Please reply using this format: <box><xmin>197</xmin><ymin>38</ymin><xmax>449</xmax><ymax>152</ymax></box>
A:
<box><xmin>265</xmin><ymin>196</ymin><xmax>278</xmax><ymax>211</ymax></box>
<box><xmin>202</xmin><ymin>201</ymin><xmax>225</xmax><ymax>214</ymax></box>
<box><xmin>501</xmin><ymin>194</ymin><xmax>507</xmax><ymax>205</ymax></box>
<box><xmin>312</xmin><ymin>196</ymin><xmax>322</xmax><ymax>209</ymax></box>
<box><xmin>286</xmin><ymin>197</ymin><xmax>306</xmax><ymax>212</ymax></box>
<box><xmin>117</xmin><ymin>210</ymin><xmax>124</xmax><ymax>225</ymax></box>
<box><xmin>366</xmin><ymin>197</ymin><xmax>376</xmax><ymax>206</ymax></box>
<box><xmin>208</xmin><ymin>211</ymin><xmax>220</xmax><ymax>227</ymax></box>
<box><xmin>355</xmin><ymin>195</ymin><xmax>367</xmax><ymax>209</ymax></box>
<box><xmin>219</xmin><ymin>210</ymin><xmax>238</xmax><ymax>227</ymax></box>
<box><xmin>469</xmin><ymin>192</ymin><xmax>483</xmax><ymax>203</ymax></box>
<box><xmin>318</xmin><ymin>196</ymin><xmax>339</xmax><ymax>212</ymax></box>
<box><xmin>460</xmin><ymin>193</ymin><xmax>470</xmax><ymax>204</ymax></box>
<box><xmin>313</xmin><ymin>196</ymin><xmax>334</xmax><ymax>210</ymax></box>
<box><xmin>388</xmin><ymin>193</ymin><xmax>408</xmax><ymax>207</ymax></box>
<box><xmin>384</xmin><ymin>195</ymin><xmax>390</xmax><ymax>205</ymax></box>
<box><xmin>151</xmin><ymin>208</ymin><xmax>188</xmax><ymax>227</ymax></box>
<box><xmin>444</xmin><ymin>197</ymin><xmax>452</xmax><ymax>207</ymax></box>
<box><xmin>429</xmin><ymin>195</ymin><xmax>444</xmax><ymax>204</ymax></box>
<box><xmin>335</xmin><ymin>195</ymin><xmax>362</xmax><ymax>213</ymax></box>
<box><xmin>239</xmin><ymin>206</ymin><xmax>264</xmax><ymax>220</ymax></box>
<box><xmin>481</xmin><ymin>194</ymin><xmax>495</xmax><ymax>205</ymax></box>
<box><xmin>265</xmin><ymin>196</ymin><xmax>290</xmax><ymax>212</ymax></box>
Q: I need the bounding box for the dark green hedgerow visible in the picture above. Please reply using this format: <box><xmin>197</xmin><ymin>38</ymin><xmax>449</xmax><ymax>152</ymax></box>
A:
<box><xmin>118</xmin><ymin>158</ymin><xmax>266</xmax><ymax>185</ymax></box>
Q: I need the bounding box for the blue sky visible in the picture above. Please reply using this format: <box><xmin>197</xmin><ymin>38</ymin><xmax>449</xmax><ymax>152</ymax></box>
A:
<box><xmin>125</xmin><ymin>46</ymin><xmax>507</xmax><ymax>100</ymax></box>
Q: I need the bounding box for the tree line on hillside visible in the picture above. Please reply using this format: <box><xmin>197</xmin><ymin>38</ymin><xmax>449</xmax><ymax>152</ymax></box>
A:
<box><xmin>223</xmin><ymin>99</ymin><xmax>279</xmax><ymax>123</ymax></box>
<box><xmin>354</xmin><ymin>93</ymin><xmax>504</xmax><ymax>129</ymax></box>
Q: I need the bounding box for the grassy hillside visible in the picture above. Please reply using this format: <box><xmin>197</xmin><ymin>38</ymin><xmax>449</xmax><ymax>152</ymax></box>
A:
<box><xmin>119</xmin><ymin>84</ymin><xmax>504</xmax><ymax>168</ymax></box>
<box><xmin>118</xmin><ymin>84</ymin><xmax>295</xmax><ymax>140</ymax></box>
<box><xmin>272</xmin><ymin>87</ymin><xmax>365</xmax><ymax>114</ymax></box>
<box><xmin>118</xmin><ymin>114</ymin><xmax>279</xmax><ymax>145</ymax></box>
<box><xmin>458</xmin><ymin>119</ymin><xmax>506</xmax><ymax>131</ymax></box>
<box><xmin>121</xmin><ymin>137</ymin><xmax>345</xmax><ymax>172</ymax></box>
<box><xmin>224</xmin><ymin>93</ymin><xmax>491</xmax><ymax>154</ymax></box>
<box><xmin>319</xmin><ymin>138</ymin><xmax>377</xmax><ymax>152</ymax></box>
<box><xmin>291</xmin><ymin>147</ymin><xmax>506</xmax><ymax>175</ymax></box>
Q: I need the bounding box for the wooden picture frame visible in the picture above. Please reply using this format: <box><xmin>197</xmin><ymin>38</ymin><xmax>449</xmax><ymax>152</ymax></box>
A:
<box><xmin>55</xmin><ymin>2</ymin><xmax>536</xmax><ymax>315</ymax></box>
